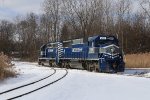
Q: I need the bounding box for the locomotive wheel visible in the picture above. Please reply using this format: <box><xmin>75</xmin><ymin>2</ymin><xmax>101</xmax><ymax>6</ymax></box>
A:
<box><xmin>92</xmin><ymin>66</ymin><xmax>96</xmax><ymax>72</ymax></box>
<box><xmin>94</xmin><ymin>63</ymin><xmax>99</xmax><ymax>72</ymax></box>
<box><xmin>86</xmin><ymin>63</ymin><xmax>90</xmax><ymax>71</ymax></box>
<box><xmin>58</xmin><ymin>63</ymin><xmax>63</xmax><ymax>68</ymax></box>
<box><xmin>93</xmin><ymin>65</ymin><xmax>96</xmax><ymax>72</ymax></box>
<box><xmin>63</xmin><ymin>62</ymin><xmax>69</xmax><ymax>68</ymax></box>
<box><xmin>96</xmin><ymin>68</ymin><xmax>100</xmax><ymax>72</ymax></box>
<box><xmin>41</xmin><ymin>63</ymin><xmax>44</xmax><ymax>66</ymax></box>
<box><xmin>49</xmin><ymin>61</ymin><xmax>52</xmax><ymax>67</ymax></box>
<box><xmin>52</xmin><ymin>62</ymin><xmax>56</xmax><ymax>67</ymax></box>
<box><xmin>38</xmin><ymin>61</ymin><xmax>41</xmax><ymax>65</ymax></box>
<box><xmin>89</xmin><ymin>67</ymin><xmax>93</xmax><ymax>72</ymax></box>
<box><xmin>62</xmin><ymin>62</ymin><xmax>65</xmax><ymax>68</ymax></box>
<box><xmin>66</xmin><ymin>62</ymin><xmax>71</xmax><ymax>69</ymax></box>
<box><xmin>88</xmin><ymin>63</ymin><xmax>94</xmax><ymax>72</ymax></box>
<box><xmin>64</xmin><ymin>63</ymin><xmax>67</xmax><ymax>68</ymax></box>
<box><xmin>49</xmin><ymin>63</ymin><xmax>52</xmax><ymax>67</ymax></box>
<box><xmin>82</xmin><ymin>63</ymin><xmax>87</xmax><ymax>70</ymax></box>
<box><xmin>88</xmin><ymin>62</ymin><xmax>99</xmax><ymax>72</ymax></box>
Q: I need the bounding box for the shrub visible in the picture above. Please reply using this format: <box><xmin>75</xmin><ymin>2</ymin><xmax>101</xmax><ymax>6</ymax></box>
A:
<box><xmin>0</xmin><ymin>52</ymin><xmax>16</xmax><ymax>80</ymax></box>
<box><xmin>125</xmin><ymin>53</ymin><xmax>150</xmax><ymax>68</ymax></box>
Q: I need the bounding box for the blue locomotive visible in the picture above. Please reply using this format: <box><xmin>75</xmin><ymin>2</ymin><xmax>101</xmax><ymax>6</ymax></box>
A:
<box><xmin>38</xmin><ymin>35</ymin><xmax>125</xmax><ymax>73</ymax></box>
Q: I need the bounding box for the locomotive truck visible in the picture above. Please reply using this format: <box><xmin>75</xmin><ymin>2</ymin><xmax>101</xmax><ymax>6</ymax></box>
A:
<box><xmin>38</xmin><ymin>35</ymin><xmax>125</xmax><ymax>73</ymax></box>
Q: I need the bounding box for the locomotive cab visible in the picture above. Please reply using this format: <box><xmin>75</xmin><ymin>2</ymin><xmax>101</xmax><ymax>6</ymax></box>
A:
<box><xmin>88</xmin><ymin>35</ymin><xmax>125</xmax><ymax>72</ymax></box>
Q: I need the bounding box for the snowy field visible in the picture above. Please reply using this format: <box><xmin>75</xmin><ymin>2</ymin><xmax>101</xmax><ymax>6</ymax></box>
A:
<box><xmin>0</xmin><ymin>61</ymin><xmax>150</xmax><ymax>100</ymax></box>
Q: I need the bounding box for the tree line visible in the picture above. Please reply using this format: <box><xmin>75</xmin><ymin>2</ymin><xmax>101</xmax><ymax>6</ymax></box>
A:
<box><xmin>0</xmin><ymin>0</ymin><xmax>150</xmax><ymax>59</ymax></box>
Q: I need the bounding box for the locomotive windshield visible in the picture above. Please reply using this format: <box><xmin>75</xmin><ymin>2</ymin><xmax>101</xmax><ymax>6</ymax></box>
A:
<box><xmin>94</xmin><ymin>36</ymin><xmax>119</xmax><ymax>47</ymax></box>
<box><xmin>100</xmin><ymin>37</ymin><xmax>118</xmax><ymax>44</ymax></box>
<box><xmin>99</xmin><ymin>45</ymin><xmax>120</xmax><ymax>54</ymax></box>
<box><xmin>99</xmin><ymin>40</ymin><xmax>116</xmax><ymax>45</ymax></box>
<box><xmin>105</xmin><ymin>45</ymin><xmax>120</xmax><ymax>54</ymax></box>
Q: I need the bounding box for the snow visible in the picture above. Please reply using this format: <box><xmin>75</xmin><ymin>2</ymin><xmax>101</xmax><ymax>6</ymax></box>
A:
<box><xmin>0</xmin><ymin>61</ymin><xmax>150</xmax><ymax>100</ymax></box>
<box><xmin>124</xmin><ymin>69</ymin><xmax>150</xmax><ymax>78</ymax></box>
<box><xmin>0</xmin><ymin>62</ymin><xmax>53</xmax><ymax>90</ymax></box>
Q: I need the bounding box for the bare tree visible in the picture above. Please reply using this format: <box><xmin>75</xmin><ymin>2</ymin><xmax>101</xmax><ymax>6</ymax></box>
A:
<box><xmin>115</xmin><ymin>0</ymin><xmax>132</xmax><ymax>50</ymax></box>
<box><xmin>39</xmin><ymin>14</ymin><xmax>53</xmax><ymax>43</ymax></box>
<box><xmin>43</xmin><ymin>0</ymin><xmax>63</xmax><ymax>42</ymax></box>
<box><xmin>0</xmin><ymin>20</ymin><xmax>15</xmax><ymax>54</ymax></box>
<box><xmin>15</xmin><ymin>13</ymin><xmax>38</xmax><ymax>59</ymax></box>
<box><xmin>140</xmin><ymin>0</ymin><xmax>150</xmax><ymax>18</ymax></box>
<box><xmin>62</xmin><ymin>0</ymin><xmax>104</xmax><ymax>40</ymax></box>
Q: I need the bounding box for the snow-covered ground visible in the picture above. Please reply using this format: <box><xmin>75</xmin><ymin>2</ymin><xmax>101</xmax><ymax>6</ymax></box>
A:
<box><xmin>0</xmin><ymin>61</ymin><xmax>150</xmax><ymax>100</ymax></box>
<box><xmin>124</xmin><ymin>69</ymin><xmax>150</xmax><ymax>78</ymax></box>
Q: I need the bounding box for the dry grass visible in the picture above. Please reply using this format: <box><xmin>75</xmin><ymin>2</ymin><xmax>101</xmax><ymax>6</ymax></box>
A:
<box><xmin>125</xmin><ymin>53</ymin><xmax>150</xmax><ymax>68</ymax></box>
<box><xmin>0</xmin><ymin>52</ymin><xmax>16</xmax><ymax>80</ymax></box>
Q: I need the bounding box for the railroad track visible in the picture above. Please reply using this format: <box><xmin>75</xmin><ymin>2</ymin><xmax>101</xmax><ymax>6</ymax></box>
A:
<box><xmin>0</xmin><ymin>66</ymin><xmax>68</xmax><ymax>100</ymax></box>
<box><xmin>0</xmin><ymin>68</ymin><xmax>56</xmax><ymax>95</ymax></box>
<box><xmin>116</xmin><ymin>70</ymin><xmax>150</xmax><ymax>78</ymax></box>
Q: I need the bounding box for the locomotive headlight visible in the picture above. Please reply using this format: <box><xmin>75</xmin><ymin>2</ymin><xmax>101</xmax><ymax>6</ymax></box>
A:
<box><xmin>110</xmin><ymin>47</ymin><xmax>115</xmax><ymax>53</ymax></box>
<box><xmin>119</xmin><ymin>55</ymin><xmax>122</xmax><ymax>59</ymax></box>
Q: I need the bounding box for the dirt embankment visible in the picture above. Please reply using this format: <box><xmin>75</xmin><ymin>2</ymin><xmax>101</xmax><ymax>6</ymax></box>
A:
<box><xmin>0</xmin><ymin>52</ymin><xmax>16</xmax><ymax>80</ymax></box>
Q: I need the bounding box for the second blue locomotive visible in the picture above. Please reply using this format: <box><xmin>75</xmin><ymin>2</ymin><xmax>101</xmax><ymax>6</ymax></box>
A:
<box><xmin>38</xmin><ymin>35</ymin><xmax>125</xmax><ymax>73</ymax></box>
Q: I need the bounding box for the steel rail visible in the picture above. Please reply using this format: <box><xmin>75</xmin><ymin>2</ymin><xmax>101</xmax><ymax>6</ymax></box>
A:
<box><xmin>0</xmin><ymin>68</ymin><xmax>56</xmax><ymax>95</ymax></box>
<box><xmin>6</xmin><ymin>69</ymin><xmax>68</xmax><ymax>100</ymax></box>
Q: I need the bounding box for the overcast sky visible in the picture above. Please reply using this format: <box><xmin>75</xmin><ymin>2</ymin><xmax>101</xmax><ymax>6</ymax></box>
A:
<box><xmin>0</xmin><ymin>0</ymin><xmax>141</xmax><ymax>22</ymax></box>
<box><xmin>0</xmin><ymin>0</ymin><xmax>44</xmax><ymax>21</ymax></box>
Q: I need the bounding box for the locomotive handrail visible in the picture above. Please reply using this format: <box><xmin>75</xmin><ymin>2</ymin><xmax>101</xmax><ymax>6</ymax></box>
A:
<box><xmin>38</xmin><ymin>35</ymin><xmax>125</xmax><ymax>73</ymax></box>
